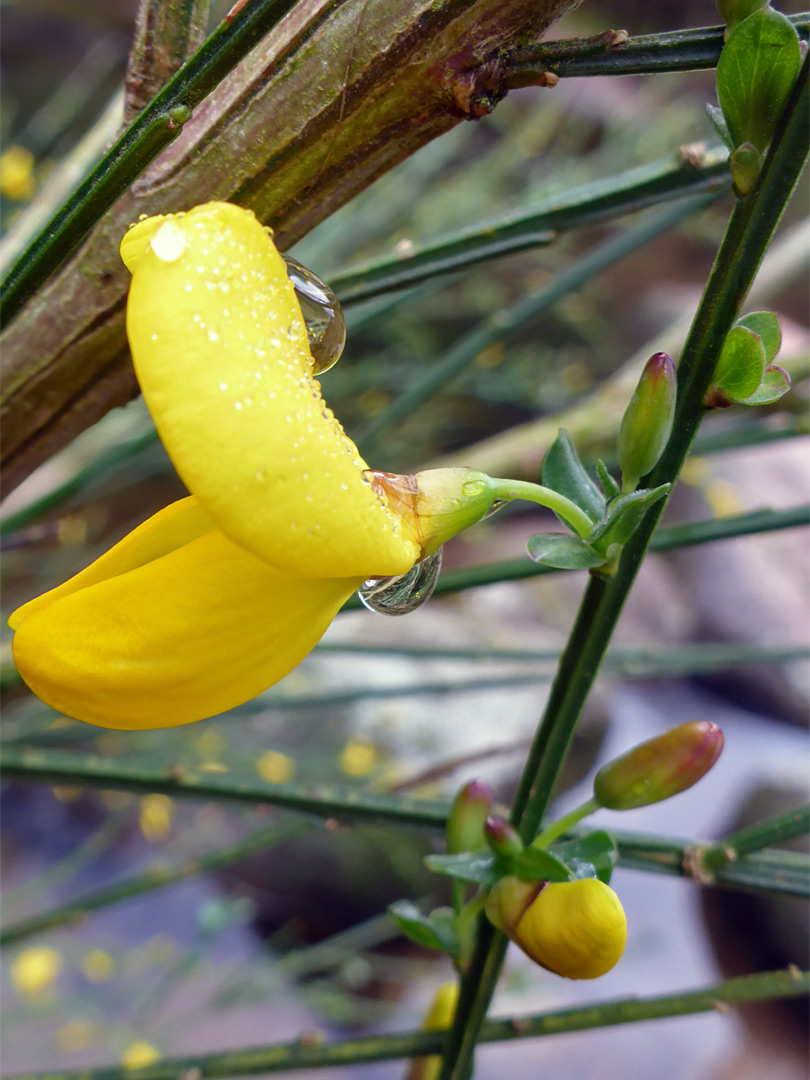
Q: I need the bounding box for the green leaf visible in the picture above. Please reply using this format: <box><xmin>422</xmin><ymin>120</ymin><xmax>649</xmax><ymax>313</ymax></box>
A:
<box><xmin>589</xmin><ymin>484</ymin><xmax>670</xmax><ymax>549</ymax></box>
<box><xmin>713</xmin><ymin>324</ymin><xmax>766</xmax><ymax>400</ymax></box>
<box><xmin>740</xmin><ymin>364</ymin><xmax>791</xmax><ymax>405</ymax></box>
<box><xmin>388</xmin><ymin>901</ymin><xmax>459</xmax><ymax>953</ymax></box>
<box><xmin>511</xmin><ymin>845</ymin><xmax>573</xmax><ymax>883</ymax></box>
<box><xmin>736</xmin><ymin>310</ymin><xmax>781</xmax><ymax>363</ymax></box>
<box><xmin>525</xmin><ymin>533</ymin><xmax>605</xmax><ymax>570</ymax></box>
<box><xmin>716</xmin><ymin>7</ymin><xmax>802</xmax><ymax>152</ymax></box>
<box><xmin>597</xmin><ymin>460</ymin><xmax>622</xmax><ymax>500</ymax></box>
<box><xmin>706</xmin><ymin>103</ymin><xmax>735</xmax><ymax>151</ymax></box>
<box><xmin>552</xmin><ymin>831</ymin><xmax>619</xmax><ymax>885</ymax></box>
<box><xmin>541</xmin><ymin>429</ymin><xmax>606</xmax><ymax>524</ymax></box>
<box><xmin>424</xmin><ymin>851</ymin><xmax>499</xmax><ymax>886</ymax></box>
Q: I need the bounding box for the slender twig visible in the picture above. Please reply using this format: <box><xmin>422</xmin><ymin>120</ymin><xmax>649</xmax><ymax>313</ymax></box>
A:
<box><xmin>0</xmin><ymin>0</ymin><xmax>303</xmax><ymax>325</ymax></box>
<box><xmin>438</xmin><ymin>55</ymin><xmax>810</xmax><ymax>1080</ymax></box>
<box><xmin>357</xmin><ymin>194</ymin><xmax>718</xmax><ymax>455</ymax></box>
<box><xmin>4</xmin><ymin>969</ymin><xmax>806</xmax><ymax>1080</ymax></box>
<box><xmin>506</xmin><ymin>15</ymin><xmax>809</xmax><ymax>81</ymax></box>
<box><xmin>331</xmin><ymin>151</ymin><xmax>729</xmax><ymax>304</ymax></box>
<box><xmin>701</xmin><ymin>804</ymin><xmax>810</xmax><ymax>871</ymax></box>
<box><xmin>0</xmin><ymin>818</ymin><xmax>311</xmax><ymax>947</ymax></box>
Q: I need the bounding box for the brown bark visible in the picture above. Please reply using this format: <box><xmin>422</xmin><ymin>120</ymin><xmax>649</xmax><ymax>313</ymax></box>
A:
<box><xmin>1</xmin><ymin>0</ymin><xmax>577</xmax><ymax>495</ymax></box>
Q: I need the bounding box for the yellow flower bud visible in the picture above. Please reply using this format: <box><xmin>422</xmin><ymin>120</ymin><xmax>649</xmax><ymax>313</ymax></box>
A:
<box><xmin>485</xmin><ymin>876</ymin><xmax>626</xmax><ymax>980</ymax></box>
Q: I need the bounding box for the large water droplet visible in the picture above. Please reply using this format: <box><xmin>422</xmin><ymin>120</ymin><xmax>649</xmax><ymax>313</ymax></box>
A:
<box><xmin>150</xmin><ymin>220</ymin><xmax>187</xmax><ymax>262</ymax></box>
<box><xmin>284</xmin><ymin>255</ymin><xmax>346</xmax><ymax>375</ymax></box>
<box><xmin>357</xmin><ymin>550</ymin><xmax>442</xmax><ymax>616</ymax></box>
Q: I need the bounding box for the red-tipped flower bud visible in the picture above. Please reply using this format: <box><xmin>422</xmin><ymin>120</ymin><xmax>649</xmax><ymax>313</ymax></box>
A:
<box><xmin>446</xmin><ymin>779</ymin><xmax>493</xmax><ymax>854</ymax></box>
<box><xmin>485</xmin><ymin>876</ymin><xmax>627</xmax><ymax>980</ymax></box>
<box><xmin>617</xmin><ymin>352</ymin><xmax>677</xmax><ymax>492</ymax></box>
<box><xmin>484</xmin><ymin>816</ymin><xmax>524</xmax><ymax>860</ymax></box>
<box><xmin>593</xmin><ymin>721</ymin><xmax>724</xmax><ymax>811</ymax></box>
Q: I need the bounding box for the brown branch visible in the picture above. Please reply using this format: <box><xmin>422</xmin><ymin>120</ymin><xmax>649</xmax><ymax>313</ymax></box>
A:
<box><xmin>0</xmin><ymin>0</ymin><xmax>576</xmax><ymax>495</ymax></box>
<box><xmin>124</xmin><ymin>0</ymin><xmax>210</xmax><ymax>122</ymax></box>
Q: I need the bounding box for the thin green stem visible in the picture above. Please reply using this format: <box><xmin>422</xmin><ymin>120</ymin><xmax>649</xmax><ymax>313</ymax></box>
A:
<box><xmin>508</xmin><ymin>15</ymin><xmax>809</xmax><ymax>80</ymax></box>
<box><xmin>438</xmin><ymin>53</ymin><xmax>810</xmax><ymax>1080</ymax></box>
<box><xmin>0</xmin><ymin>819</ymin><xmax>310</xmax><ymax>947</ymax></box>
<box><xmin>0</xmin><ymin>0</ymin><xmax>303</xmax><ymax>325</ymax></box>
<box><xmin>7</xmin><ymin>970</ymin><xmax>805</xmax><ymax>1080</ymax></box>
<box><xmin>533</xmin><ymin>797</ymin><xmax>600</xmax><ymax>848</ymax></box>
<box><xmin>491</xmin><ymin>478</ymin><xmax>595</xmax><ymax>539</ymax></box>
<box><xmin>357</xmin><ymin>194</ymin><xmax>717</xmax><ymax>456</ymax></box>
<box><xmin>701</xmin><ymin>804</ymin><xmax>810</xmax><ymax>871</ymax></box>
<box><xmin>332</xmin><ymin>151</ymin><xmax>729</xmax><ymax>304</ymax></box>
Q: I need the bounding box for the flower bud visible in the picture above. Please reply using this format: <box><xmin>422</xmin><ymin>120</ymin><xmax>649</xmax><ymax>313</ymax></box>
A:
<box><xmin>485</xmin><ymin>876</ymin><xmax>626</xmax><ymax>980</ymax></box>
<box><xmin>716</xmin><ymin>0</ymin><xmax>768</xmax><ymax>31</ymax></box>
<box><xmin>729</xmin><ymin>142</ymin><xmax>762</xmax><ymax>196</ymax></box>
<box><xmin>365</xmin><ymin>469</ymin><xmax>500</xmax><ymax>557</ymax></box>
<box><xmin>594</xmin><ymin>721</ymin><xmax>724</xmax><ymax>811</ymax></box>
<box><xmin>617</xmin><ymin>352</ymin><xmax>677</xmax><ymax>491</ymax></box>
<box><xmin>484</xmin><ymin>816</ymin><xmax>524</xmax><ymax>860</ymax></box>
<box><xmin>446</xmin><ymin>780</ymin><xmax>493</xmax><ymax>855</ymax></box>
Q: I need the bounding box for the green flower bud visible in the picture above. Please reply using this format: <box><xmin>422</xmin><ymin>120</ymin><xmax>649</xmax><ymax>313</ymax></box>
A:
<box><xmin>365</xmin><ymin>469</ymin><xmax>500</xmax><ymax>558</ymax></box>
<box><xmin>617</xmin><ymin>352</ymin><xmax>677</xmax><ymax>492</ymax></box>
<box><xmin>484</xmin><ymin>816</ymin><xmax>524</xmax><ymax>860</ymax></box>
<box><xmin>485</xmin><ymin>876</ymin><xmax>627</xmax><ymax>980</ymax></box>
<box><xmin>729</xmin><ymin>142</ymin><xmax>762</xmax><ymax>196</ymax></box>
<box><xmin>716</xmin><ymin>0</ymin><xmax>768</xmax><ymax>31</ymax></box>
<box><xmin>446</xmin><ymin>779</ymin><xmax>493</xmax><ymax>855</ymax></box>
<box><xmin>593</xmin><ymin>721</ymin><xmax>724</xmax><ymax>811</ymax></box>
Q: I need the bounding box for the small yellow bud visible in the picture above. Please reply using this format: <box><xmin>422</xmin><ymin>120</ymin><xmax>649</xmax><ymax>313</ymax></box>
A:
<box><xmin>485</xmin><ymin>877</ymin><xmax>626</xmax><ymax>980</ymax></box>
<box><xmin>121</xmin><ymin>1041</ymin><xmax>161</xmax><ymax>1070</ymax></box>
<box><xmin>10</xmin><ymin>946</ymin><xmax>62</xmax><ymax>998</ymax></box>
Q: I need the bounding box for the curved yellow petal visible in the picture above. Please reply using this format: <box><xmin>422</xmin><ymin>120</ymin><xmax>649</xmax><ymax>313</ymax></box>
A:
<box><xmin>8</xmin><ymin>497</ymin><xmax>214</xmax><ymax>630</ymax></box>
<box><xmin>122</xmin><ymin>202</ymin><xmax>419</xmax><ymax>579</ymax></box>
<box><xmin>515</xmin><ymin>878</ymin><xmax>627</xmax><ymax>980</ymax></box>
<box><xmin>12</xmin><ymin>527</ymin><xmax>359</xmax><ymax>730</ymax></box>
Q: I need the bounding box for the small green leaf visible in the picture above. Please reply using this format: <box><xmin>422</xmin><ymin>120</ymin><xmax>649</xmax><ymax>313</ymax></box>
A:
<box><xmin>541</xmin><ymin>429</ymin><xmax>606</xmax><ymax>524</ymax></box>
<box><xmin>713</xmin><ymin>324</ymin><xmax>766</xmax><ymax>400</ymax></box>
<box><xmin>552</xmin><ymin>830</ymin><xmax>618</xmax><ymax>885</ymax></box>
<box><xmin>525</xmin><ymin>533</ymin><xmax>605</xmax><ymax>570</ymax></box>
<box><xmin>589</xmin><ymin>484</ymin><xmax>670</xmax><ymax>549</ymax></box>
<box><xmin>511</xmin><ymin>845</ymin><xmax>573</xmax><ymax>883</ymax></box>
<box><xmin>388</xmin><ymin>901</ymin><xmax>459</xmax><ymax>953</ymax></box>
<box><xmin>424</xmin><ymin>851</ymin><xmax>499</xmax><ymax>886</ymax></box>
<box><xmin>736</xmin><ymin>310</ymin><xmax>781</xmax><ymax>364</ymax></box>
<box><xmin>597</xmin><ymin>460</ymin><xmax>621</xmax><ymax>500</ymax></box>
<box><xmin>740</xmin><ymin>363</ymin><xmax>791</xmax><ymax>405</ymax></box>
<box><xmin>716</xmin><ymin>7</ymin><xmax>802</xmax><ymax>153</ymax></box>
<box><xmin>706</xmin><ymin>103</ymin><xmax>735</xmax><ymax>151</ymax></box>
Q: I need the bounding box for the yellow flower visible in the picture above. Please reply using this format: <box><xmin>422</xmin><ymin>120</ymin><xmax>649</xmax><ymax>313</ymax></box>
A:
<box><xmin>256</xmin><ymin>750</ymin><xmax>295</xmax><ymax>783</ymax></box>
<box><xmin>10</xmin><ymin>946</ymin><xmax>62</xmax><ymax>998</ymax></box>
<box><xmin>80</xmin><ymin>948</ymin><xmax>115</xmax><ymax>982</ymax></box>
<box><xmin>121</xmin><ymin>1041</ymin><xmax>161</xmax><ymax>1070</ymax></box>
<box><xmin>139</xmin><ymin>793</ymin><xmax>173</xmax><ymax>841</ymax></box>
<box><xmin>339</xmin><ymin>736</ymin><xmax>378</xmax><ymax>777</ymax></box>
<box><xmin>485</xmin><ymin>876</ymin><xmax>627</xmax><ymax>979</ymax></box>
<box><xmin>0</xmin><ymin>145</ymin><xmax>35</xmax><ymax>200</ymax></box>
<box><xmin>9</xmin><ymin>203</ymin><xmax>500</xmax><ymax>731</ymax></box>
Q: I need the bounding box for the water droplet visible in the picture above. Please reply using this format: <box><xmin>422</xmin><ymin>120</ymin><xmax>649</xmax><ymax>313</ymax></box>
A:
<box><xmin>358</xmin><ymin>550</ymin><xmax>442</xmax><ymax>616</ymax></box>
<box><xmin>483</xmin><ymin>499</ymin><xmax>507</xmax><ymax>520</ymax></box>
<box><xmin>283</xmin><ymin>255</ymin><xmax>346</xmax><ymax>375</ymax></box>
<box><xmin>150</xmin><ymin>221</ymin><xmax>187</xmax><ymax>262</ymax></box>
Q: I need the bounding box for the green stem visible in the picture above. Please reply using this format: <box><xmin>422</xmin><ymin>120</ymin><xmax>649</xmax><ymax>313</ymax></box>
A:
<box><xmin>533</xmin><ymin>797</ymin><xmax>600</xmax><ymax>849</ymax></box>
<box><xmin>701</xmin><ymin>803</ymin><xmax>810</xmax><ymax>871</ymax></box>
<box><xmin>438</xmin><ymin>52</ymin><xmax>810</xmax><ymax>1080</ymax></box>
<box><xmin>7</xmin><ymin>970</ymin><xmax>805</xmax><ymax>1080</ymax></box>
<box><xmin>0</xmin><ymin>0</ymin><xmax>302</xmax><ymax>326</ymax></box>
<box><xmin>508</xmin><ymin>15</ymin><xmax>809</xmax><ymax>80</ymax></box>
<box><xmin>490</xmin><ymin>478</ymin><xmax>595</xmax><ymax>539</ymax></box>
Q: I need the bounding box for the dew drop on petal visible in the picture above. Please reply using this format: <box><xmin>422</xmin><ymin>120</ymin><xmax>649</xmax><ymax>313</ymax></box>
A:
<box><xmin>283</xmin><ymin>254</ymin><xmax>346</xmax><ymax>374</ymax></box>
<box><xmin>150</xmin><ymin>220</ymin><xmax>187</xmax><ymax>262</ymax></box>
<box><xmin>358</xmin><ymin>550</ymin><xmax>442</xmax><ymax>616</ymax></box>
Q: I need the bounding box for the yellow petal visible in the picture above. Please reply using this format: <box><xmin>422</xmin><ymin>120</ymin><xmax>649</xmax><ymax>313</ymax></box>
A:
<box><xmin>122</xmin><ymin>202</ymin><xmax>419</xmax><ymax>579</ymax></box>
<box><xmin>515</xmin><ymin>878</ymin><xmax>627</xmax><ymax>980</ymax></box>
<box><xmin>8</xmin><ymin>496</ymin><xmax>213</xmax><ymax>630</ymax></box>
<box><xmin>12</xmin><ymin>526</ymin><xmax>359</xmax><ymax>730</ymax></box>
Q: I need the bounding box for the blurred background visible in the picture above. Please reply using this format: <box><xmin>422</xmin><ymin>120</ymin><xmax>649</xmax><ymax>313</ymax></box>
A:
<box><xmin>1</xmin><ymin>1</ymin><xmax>808</xmax><ymax>1077</ymax></box>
